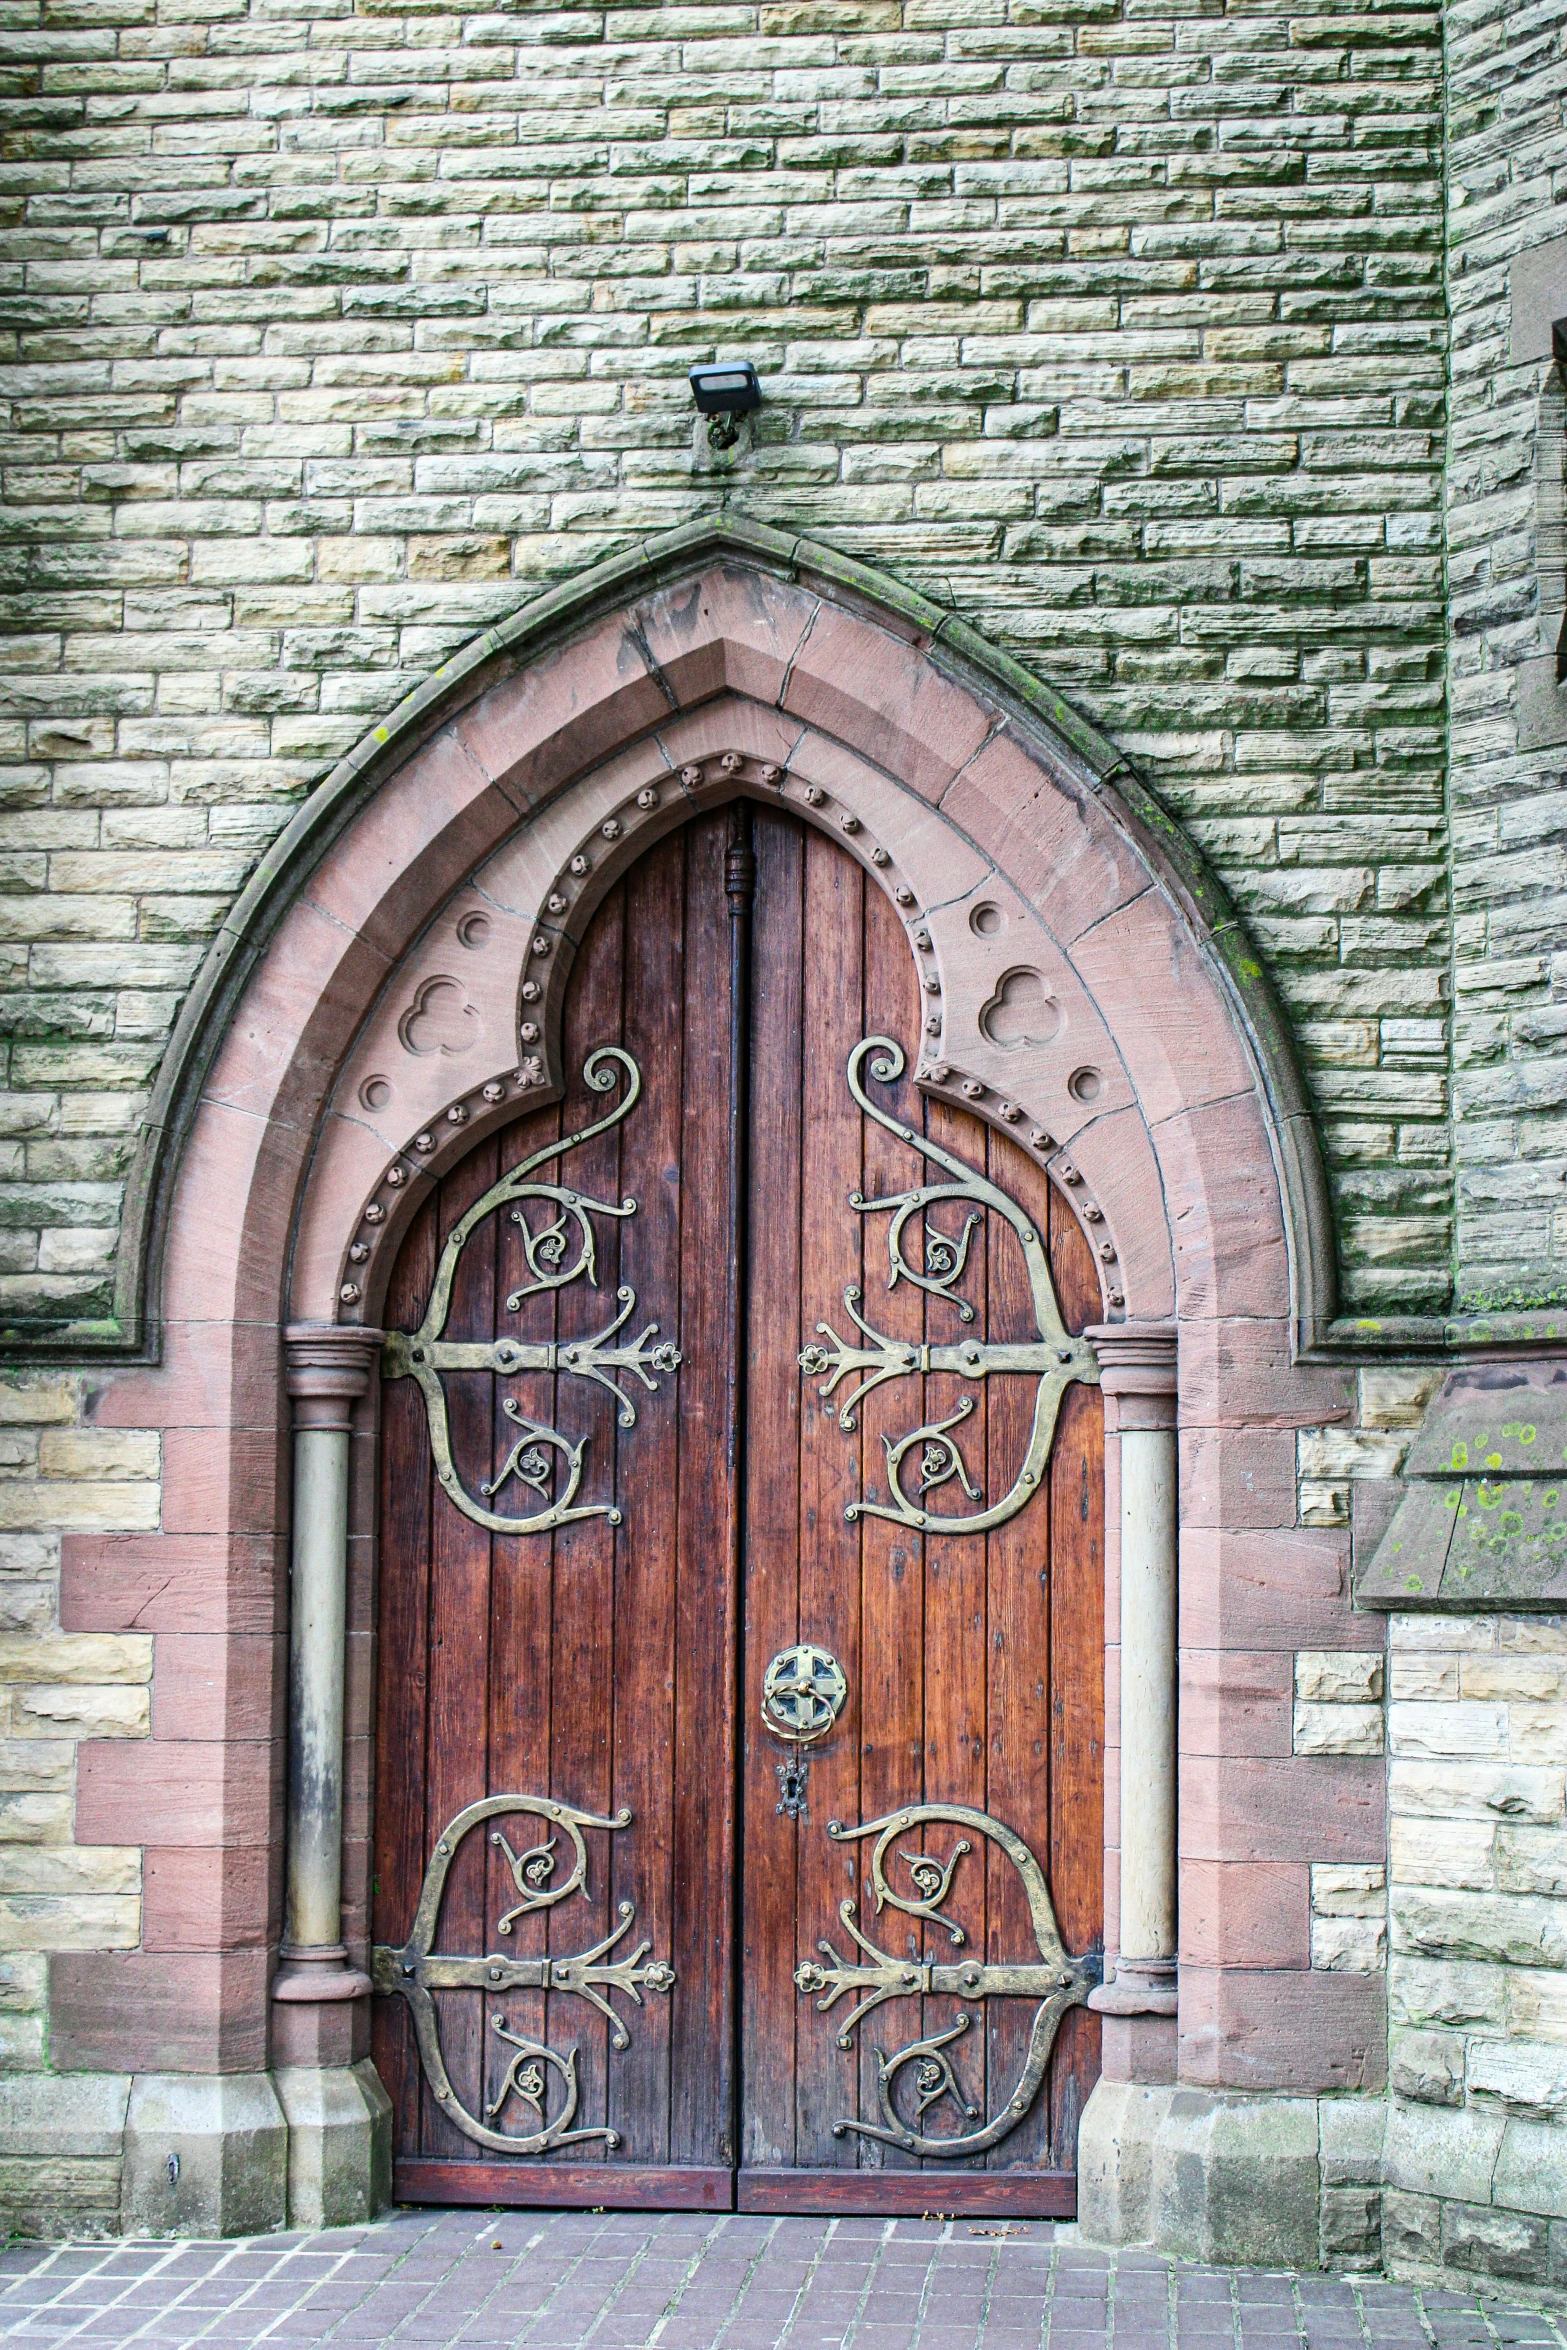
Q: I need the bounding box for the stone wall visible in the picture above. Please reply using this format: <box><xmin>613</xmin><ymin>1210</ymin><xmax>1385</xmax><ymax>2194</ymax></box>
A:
<box><xmin>1443</xmin><ymin>0</ymin><xmax>1567</xmax><ymax>1314</ymax></box>
<box><xmin>0</xmin><ymin>0</ymin><xmax>1451</xmax><ymax>1342</ymax></box>
<box><xmin>1382</xmin><ymin>1610</ymin><xmax>1567</xmax><ymax>2290</ymax></box>
<box><xmin>0</xmin><ymin>1372</ymin><xmax>156</xmax><ymax>2235</ymax></box>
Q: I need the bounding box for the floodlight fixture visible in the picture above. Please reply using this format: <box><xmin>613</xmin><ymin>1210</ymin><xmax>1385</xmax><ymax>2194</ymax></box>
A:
<box><xmin>688</xmin><ymin>360</ymin><xmax>762</xmax><ymax>447</ymax></box>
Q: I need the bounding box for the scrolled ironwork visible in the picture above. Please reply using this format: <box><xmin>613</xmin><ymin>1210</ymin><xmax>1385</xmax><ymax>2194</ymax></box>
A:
<box><xmin>382</xmin><ymin>1046</ymin><xmax>682</xmax><ymax>1535</ymax></box>
<box><xmin>799</xmin><ymin>1035</ymin><xmax>1100</xmax><ymax>1535</ymax></box>
<box><xmin>792</xmin><ymin>1800</ymin><xmax>1098</xmax><ymax>2160</ymax></box>
<box><xmin>372</xmin><ymin>1793</ymin><xmax>675</xmax><ymax>2158</ymax></box>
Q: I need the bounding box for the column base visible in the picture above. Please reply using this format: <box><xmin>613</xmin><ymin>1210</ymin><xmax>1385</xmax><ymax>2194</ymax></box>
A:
<box><xmin>271</xmin><ymin>1987</ymin><xmax>371</xmax><ymax>2069</ymax></box>
<box><xmin>121</xmin><ymin>2073</ymin><xmax>288</xmax><ymax>2238</ymax></box>
<box><xmin>1089</xmin><ymin>1959</ymin><xmax>1178</xmax><ymax>2017</ymax></box>
<box><xmin>274</xmin><ymin>2062</ymin><xmax>392</xmax><ymax>2228</ymax></box>
<box><xmin>1100</xmin><ymin>2012</ymin><xmax>1178</xmax><ymax>2085</ymax></box>
<box><xmin>1077</xmin><ymin>2083</ymin><xmax>1322</xmax><ymax>2268</ymax></box>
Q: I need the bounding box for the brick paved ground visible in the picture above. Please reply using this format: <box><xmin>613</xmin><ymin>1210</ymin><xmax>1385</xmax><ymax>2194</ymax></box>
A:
<box><xmin>0</xmin><ymin>2213</ymin><xmax>1560</xmax><ymax>2350</ymax></box>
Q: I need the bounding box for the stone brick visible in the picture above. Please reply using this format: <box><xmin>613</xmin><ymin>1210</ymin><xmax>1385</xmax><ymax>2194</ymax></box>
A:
<box><xmin>1466</xmin><ymin>2038</ymin><xmax>1567</xmax><ymax>2124</ymax></box>
<box><xmin>1294</xmin><ymin>1702</ymin><xmax>1384</xmax><ymax>1758</ymax></box>
<box><xmin>1441</xmin><ymin>2200</ymin><xmax>1550</xmax><ymax>2285</ymax></box>
<box><xmin>1295</xmin><ymin>1651</ymin><xmax>1385</xmax><ymax>1705</ymax></box>
<box><xmin>1390</xmin><ymin>2027</ymin><xmax>1465</xmax><ymax>2107</ymax></box>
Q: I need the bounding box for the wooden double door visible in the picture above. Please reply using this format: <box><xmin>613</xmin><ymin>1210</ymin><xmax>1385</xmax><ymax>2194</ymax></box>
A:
<box><xmin>372</xmin><ymin>804</ymin><xmax>1104</xmax><ymax>2215</ymax></box>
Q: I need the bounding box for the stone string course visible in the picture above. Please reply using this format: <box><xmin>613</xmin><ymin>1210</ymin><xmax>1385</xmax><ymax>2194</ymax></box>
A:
<box><xmin>0</xmin><ymin>0</ymin><xmax>1452</xmax><ymax>1338</ymax></box>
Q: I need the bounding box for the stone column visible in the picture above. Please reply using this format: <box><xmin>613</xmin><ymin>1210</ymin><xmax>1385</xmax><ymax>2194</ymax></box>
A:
<box><xmin>272</xmin><ymin>1324</ymin><xmax>391</xmax><ymax>2225</ymax></box>
<box><xmin>1087</xmin><ymin>1324</ymin><xmax>1179</xmax><ymax>2061</ymax></box>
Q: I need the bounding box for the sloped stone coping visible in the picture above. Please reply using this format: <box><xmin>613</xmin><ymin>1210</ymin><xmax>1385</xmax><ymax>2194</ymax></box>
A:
<box><xmin>1357</xmin><ymin>1360</ymin><xmax>1567</xmax><ymax>1610</ymax></box>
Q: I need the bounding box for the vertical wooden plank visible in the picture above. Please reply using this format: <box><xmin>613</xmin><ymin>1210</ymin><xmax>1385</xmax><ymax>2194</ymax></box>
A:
<box><xmin>979</xmin><ymin>1129</ymin><xmax>1059</xmax><ymax>2172</ymax></box>
<box><xmin>671</xmin><ymin>811</ymin><xmax>741</xmax><ymax>2170</ymax></box>
<box><xmin>739</xmin><ymin>806</ymin><xmax>806</xmax><ymax>2171</ymax></box>
<box><xmin>543</xmin><ymin>887</ymin><xmax>629</xmax><ymax>2162</ymax></box>
<box><xmin>421</xmin><ymin>1129</ymin><xmax>500</xmax><ymax>2158</ymax></box>
<box><xmin>609</xmin><ymin>828</ymin><xmax>687</xmax><ymax>2164</ymax></box>
<box><xmin>919</xmin><ymin>1094</ymin><xmax>993</xmax><ymax>2171</ymax></box>
<box><xmin>785</xmin><ymin>822</ymin><xmax>871</xmax><ymax>2171</ymax></box>
<box><xmin>484</xmin><ymin>1077</ymin><xmax>568</xmax><ymax>2158</ymax></box>
<box><xmin>853</xmin><ymin>874</ymin><xmax>926</xmax><ymax>2171</ymax></box>
<box><xmin>371</xmin><ymin>1185</ymin><xmax>437</xmax><ymax>2159</ymax></box>
<box><xmin>1044</xmin><ymin>1177</ymin><xmax>1105</xmax><ymax>2165</ymax></box>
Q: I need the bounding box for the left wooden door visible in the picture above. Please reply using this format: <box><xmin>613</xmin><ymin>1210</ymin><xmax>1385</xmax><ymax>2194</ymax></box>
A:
<box><xmin>371</xmin><ymin>815</ymin><xmax>744</xmax><ymax>2208</ymax></box>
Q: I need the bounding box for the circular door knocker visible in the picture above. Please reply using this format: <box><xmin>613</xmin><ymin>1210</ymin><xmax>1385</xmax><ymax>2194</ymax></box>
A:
<box><xmin>762</xmin><ymin>1644</ymin><xmax>848</xmax><ymax>1746</ymax></box>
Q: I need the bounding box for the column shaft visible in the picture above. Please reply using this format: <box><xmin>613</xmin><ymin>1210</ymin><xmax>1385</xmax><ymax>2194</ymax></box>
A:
<box><xmin>287</xmin><ymin>1418</ymin><xmax>353</xmax><ymax>1952</ymax></box>
<box><xmin>276</xmin><ymin>1325</ymin><xmax>380</xmax><ymax>2011</ymax></box>
<box><xmin>1087</xmin><ymin>1323</ymin><xmax>1179</xmax><ymax>2021</ymax></box>
<box><xmin>1116</xmin><ymin>1421</ymin><xmax>1178</xmax><ymax>1968</ymax></box>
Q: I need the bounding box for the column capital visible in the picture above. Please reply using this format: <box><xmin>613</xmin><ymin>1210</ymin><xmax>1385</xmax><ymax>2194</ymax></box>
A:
<box><xmin>1087</xmin><ymin>1322</ymin><xmax>1177</xmax><ymax>1427</ymax></box>
<box><xmin>284</xmin><ymin>1323</ymin><xmax>383</xmax><ymax>1432</ymax></box>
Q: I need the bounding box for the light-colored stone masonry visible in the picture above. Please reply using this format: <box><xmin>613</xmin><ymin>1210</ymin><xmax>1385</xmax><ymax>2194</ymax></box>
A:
<box><xmin>0</xmin><ymin>1374</ymin><xmax>153</xmax><ymax>2229</ymax></box>
<box><xmin>1383</xmin><ymin>1611</ymin><xmax>1567</xmax><ymax>2287</ymax></box>
<box><xmin>1445</xmin><ymin>0</ymin><xmax>1567</xmax><ymax>1312</ymax></box>
<box><xmin>0</xmin><ymin>0</ymin><xmax>1449</xmax><ymax>1339</ymax></box>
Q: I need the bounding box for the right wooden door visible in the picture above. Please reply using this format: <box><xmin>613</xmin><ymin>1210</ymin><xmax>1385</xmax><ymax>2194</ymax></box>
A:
<box><xmin>736</xmin><ymin>810</ymin><xmax>1104</xmax><ymax>2214</ymax></box>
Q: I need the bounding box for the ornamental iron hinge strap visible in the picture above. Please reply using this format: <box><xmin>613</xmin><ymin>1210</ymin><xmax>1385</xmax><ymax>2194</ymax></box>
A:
<box><xmin>799</xmin><ymin>1037</ymin><xmax>1100</xmax><ymax>1534</ymax></box>
<box><xmin>382</xmin><ymin>1046</ymin><xmax>681</xmax><ymax>1536</ymax></box>
<box><xmin>794</xmin><ymin>1802</ymin><xmax>1098</xmax><ymax>2159</ymax></box>
<box><xmin>371</xmin><ymin>1795</ymin><xmax>675</xmax><ymax>2157</ymax></box>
